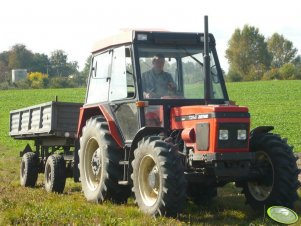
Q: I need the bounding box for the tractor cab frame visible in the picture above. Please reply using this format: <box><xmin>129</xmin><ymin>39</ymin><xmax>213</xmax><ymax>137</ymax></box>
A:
<box><xmin>80</xmin><ymin>30</ymin><xmax>230</xmax><ymax>143</ymax></box>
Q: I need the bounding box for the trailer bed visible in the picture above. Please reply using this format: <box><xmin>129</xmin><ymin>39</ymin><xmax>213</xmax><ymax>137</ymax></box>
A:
<box><xmin>9</xmin><ymin>101</ymin><xmax>82</xmax><ymax>139</ymax></box>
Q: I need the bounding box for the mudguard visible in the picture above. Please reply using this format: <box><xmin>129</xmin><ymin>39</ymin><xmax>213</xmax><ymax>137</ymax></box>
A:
<box><xmin>77</xmin><ymin>105</ymin><xmax>124</xmax><ymax>148</ymax></box>
<box><xmin>250</xmin><ymin>126</ymin><xmax>274</xmax><ymax>137</ymax></box>
<box><xmin>130</xmin><ymin>127</ymin><xmax>166</xmax><ymax>153</ymax></box>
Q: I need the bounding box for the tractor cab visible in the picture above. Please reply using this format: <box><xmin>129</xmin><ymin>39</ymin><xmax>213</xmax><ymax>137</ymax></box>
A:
<box><xmin>84</xmin><ymin>30</ymin><xmax>231</xmax><ymax>143</ymax></box>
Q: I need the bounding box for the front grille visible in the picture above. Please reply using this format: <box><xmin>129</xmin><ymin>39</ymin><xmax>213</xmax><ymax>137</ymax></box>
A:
<box><xmin>217</xmin><ymin>123</ymin><xmax>249</xmax><ymax>149</ymax></box>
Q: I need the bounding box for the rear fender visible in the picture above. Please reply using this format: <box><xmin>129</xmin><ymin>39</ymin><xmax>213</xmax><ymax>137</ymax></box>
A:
<box><xmin>77</xmin><ymin>105</ymin><xmax>124</xmax><ymax>148</ymax></box>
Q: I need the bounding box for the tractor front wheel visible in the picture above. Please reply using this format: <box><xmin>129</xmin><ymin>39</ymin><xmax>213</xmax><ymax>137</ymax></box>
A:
<box><xmin>241</xmin><ymin>133</ymin><xmax>300</xmax><ymax>210</ymax></box>
<box><xmin>131</xmin><ymin>136</ymin><xmax>186</xmax><ymax>216</ymax></box>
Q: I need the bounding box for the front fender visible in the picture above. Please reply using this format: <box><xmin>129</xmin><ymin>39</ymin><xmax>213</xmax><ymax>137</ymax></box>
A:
<box><xmin>250</xmin><ymin>126</ymin><xmax>274</xmax><ymax>137</ymax></box>
<box><xmin>130</xmin><ymin>127</ymin><xmax>166</xmax><ymax>153</ymax></box>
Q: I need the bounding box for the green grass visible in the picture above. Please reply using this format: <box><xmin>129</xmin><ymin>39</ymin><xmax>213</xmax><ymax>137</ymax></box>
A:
<box><xmin>0</xmin><ymin>81</ymin><xmax>301</xmax><ymax>225</ymax></box>
<box><xmin>227</xmin><ymin>80</ymin><xmax>301</xmax><ymax>151</ymax></box>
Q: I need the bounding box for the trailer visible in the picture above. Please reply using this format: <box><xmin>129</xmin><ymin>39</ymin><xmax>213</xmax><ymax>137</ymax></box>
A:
<box><xmin>9</xmin><ymin>101</ymin><xmax>82</xmax><ymax>193</ymax></box>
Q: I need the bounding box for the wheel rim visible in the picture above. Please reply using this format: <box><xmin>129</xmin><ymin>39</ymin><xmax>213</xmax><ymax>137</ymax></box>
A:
<box><xmin>138</xmin><ymin>154</ymin><xmax>160</xmax><ymax>206</ymax></box>
<box><xmin>21</xmin><ymin>159</ymin><xmax>26</xmax><ymax>179</ymax></box>
<box><xmin>248</xmin><ymin>151</ymin><xmax>274</xmax><ymax>201</ymax></box>
<box><xmin>45</xmin><ymin>163</ymin><xmax>51</xmax><ymax>186</ymax></box>
<box><xmin>84</xmin><ymin>137</ymin><xmax>102</xmax><ymax>191</ymax></box>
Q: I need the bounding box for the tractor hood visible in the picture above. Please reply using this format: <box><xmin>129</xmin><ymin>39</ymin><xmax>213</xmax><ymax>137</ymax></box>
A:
<box><xmin>170</xmin><ymin>105</ymin><xmax>249</xmax><ymax>130</ymax></box>
<box><xmin>170</xmin><ymin>105</ymin><xmax>250</xmax><ymax>153</ymax></box>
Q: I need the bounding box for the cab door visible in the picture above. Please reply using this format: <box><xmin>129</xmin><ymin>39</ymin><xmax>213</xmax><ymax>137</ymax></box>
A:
<box><xmin>85</xmin><ymin>50</ymin><xmax>112</xmax><ymax>104</ymax></box>
<box><xmin>109</xmin><ymin>46</ymin><xmax>139</xmax><ymax>141</ymax></box>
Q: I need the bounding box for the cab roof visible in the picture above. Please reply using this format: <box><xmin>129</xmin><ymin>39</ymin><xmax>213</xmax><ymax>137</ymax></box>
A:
<box><xmin>92</xmin><ymin>29</ymin><xmax>167</xmax><ymax>53</ymax></box>
<box><xmin>91</xmin><ymin>30</ymin><xmax>215</xmax><ymax>54</ymax></box>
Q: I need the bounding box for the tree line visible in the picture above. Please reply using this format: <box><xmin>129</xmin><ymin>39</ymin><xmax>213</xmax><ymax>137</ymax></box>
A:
<box><xmin>0</xmin><ymin>44</ymin><xmax>90</xmax><ymax>89</ymax></box>
<box><xmin>0</xmin><ymin>24</ymin><xmax>300</xmax><ymax>89</ymax></box>
<box><xmin>226</xmin><ymin>25</ymin><xmax>301</xmax><ymax>81</ymax></box>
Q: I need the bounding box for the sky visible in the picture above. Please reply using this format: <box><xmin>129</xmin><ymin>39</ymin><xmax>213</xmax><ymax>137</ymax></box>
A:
<box><xmin>1</xmin><ymin>0</ymin><xmax>300</xmax><ymax>72</ymax></box>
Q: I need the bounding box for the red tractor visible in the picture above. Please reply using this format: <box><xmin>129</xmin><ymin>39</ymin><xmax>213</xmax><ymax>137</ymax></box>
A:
<box><xmin>76</xmin><ymin>17</ymin><xmax>299</xmax><ymax>216</ymax></box>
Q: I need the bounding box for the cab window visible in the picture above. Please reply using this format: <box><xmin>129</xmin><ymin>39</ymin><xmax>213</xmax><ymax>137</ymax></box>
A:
<box><xmin>86</xmin><ymin>51</ymin><xmax>112</xmax><ymax>104</ymax></box>
<box><xmin>109</xmin><ymin>46</ymin><xmax>136</xmax><ymax>101</ymax></box>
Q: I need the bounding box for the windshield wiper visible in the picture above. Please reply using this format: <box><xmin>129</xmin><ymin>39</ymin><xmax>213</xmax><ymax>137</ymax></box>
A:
<box><xmin>180</xmin><ymin>48</ymin><xmax>204</xmax><ymax>67</ymax></box>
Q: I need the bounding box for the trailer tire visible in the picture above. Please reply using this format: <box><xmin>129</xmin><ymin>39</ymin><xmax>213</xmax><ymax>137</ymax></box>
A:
<box><xmin>131</xmin><ymin>136</ymin><xmax>186</xmax><ymax>216</ymax></box>
<box><xmin>44</xmin><ymin>154</ymin><xmax>66</xmax><ymax>193</ymax></box>
<box><xmin>79</xmin><ymin>117</ymin><xmax>130</xmax><ymax>204</ymax></box>
<box><xmin>241</xmin><ymin>133</ymin><xmax>300</xmax><ymax>210</ymax></box>
<box><xmin>20</xmin><ymin>152</ymin><xmax>38</xmax><ymax>187</ymax></box>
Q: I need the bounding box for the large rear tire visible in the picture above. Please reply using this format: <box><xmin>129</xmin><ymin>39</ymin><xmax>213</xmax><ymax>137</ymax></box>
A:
<box><xmin>20</xmin><ymin>152</ymin><xmax>38</xmax><ymax>187</ymax></box>
<box><xmin>79</xmin><ymin>117</ymin><xmax>130</xmax><ymax>204</ymax></box>
<box><xmin>131</xmin><ymin>136</ymin><xmax>186</xmax><ymax>216</ymax></box>
<box><xmin>44</xmin><ymin>154</ymin><xmax>66</xmax><ymax>193</ymax></box>
<box><xmin>241</xmin><ymin>133</ymin><xmax>300</xmax><ymax>210</ymax></box>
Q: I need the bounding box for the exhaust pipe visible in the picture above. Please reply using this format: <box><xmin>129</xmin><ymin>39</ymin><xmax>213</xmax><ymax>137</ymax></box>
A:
<box><xmin>203</xmin><ymin>15</ymin><xmax>211</xmax><ymax>103</ymax></box>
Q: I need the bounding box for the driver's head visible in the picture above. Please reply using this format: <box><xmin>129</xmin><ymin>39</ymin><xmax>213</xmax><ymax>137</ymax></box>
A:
<box><xmin>152</xmin><ymin>54</ymin><xmax>165</xmax><ymax>73</ymax></box>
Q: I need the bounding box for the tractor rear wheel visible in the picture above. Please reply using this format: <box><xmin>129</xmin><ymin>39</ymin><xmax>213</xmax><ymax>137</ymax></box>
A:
<box><xmin>20</xmin><ymin>152</ymin><xmax>38</xmax><ymax>187</ymax></box>
<box><xmin>44</xmin><ymin>154</ymin><xmax>66</xmax><ymax>193</ymax></box>
<box><xmin>79</xmin><ymin>117</ymin><xmax>130</xmax><ymax>204</ymax></box>
<box><xmin>131</xmin><ymin>136</ymin><xmax>186</xmax><ymax>216</ymax></box>
<box><xmin>241</xmin><ymin>133</ymin><xmax>300</xmax><ymax>210</ymax></box>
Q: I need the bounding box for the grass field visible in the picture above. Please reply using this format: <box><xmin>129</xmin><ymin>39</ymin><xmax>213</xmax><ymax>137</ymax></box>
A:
<box><xmin>227</xmin><ymin>80</ymin><xmax>301</xmax><ymax>152</ymax></box>
<box><xmin>0</xmin><ymin>80</ymin><xmax>301</xmax><ymax>225</ymax></box>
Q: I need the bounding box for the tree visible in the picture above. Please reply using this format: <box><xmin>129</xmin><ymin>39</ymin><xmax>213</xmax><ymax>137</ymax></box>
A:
<box><xmin>8</xmin><ymin>44</ymin><xmax>34</xmax><ymax>70</ymax></box>
<box><xmin>267</xmin><ymin>33</ymin><xmax>297</xmax><ymax>68</ymax></box>
<box><xmin>262</xmin><ymin>68</ymin><xmax>280</xmax><ymax>80</ymax></box>
<box><xmin>226</xmin><ymin>67</ymin><xmax>243</xmax><ymax>82</ymax></box>
<box><xmin>0</xmin><ymin>51</ymin><xmax>9</xmax><ymax>82</ymax></box>
<box><xmin>0</xmin><ymin>51</ymin><xmax>9</xmax><ymax>65</ymax></box>
<box><xmin>0</xmin><ymin>61</ymin><xmax>9</xmax><ymax>83</ymax></box>
<box><xmin>49</xmin><ymin>50</ymin><xmax>68</xmax><ymax>76</ymax></box>
<box><xmin>31</xmin><ymin>53</ymin><xmax>50</xmax><ymax>75</ymax></box>
<box><xmin>292</xmin><ymin>55</ymin><xmax>301</xmax><ymax>68</ymax></box>
<box><xmin>67</xmin><ymin>61</ymin><xmax>79</xmax><ymax>76</ymax></box>
<box><xmin>49</xmin><ymin>50</ymin><xmax>79</xmax><ymax>77</ymax></box>
<box><xmin>81</xmin><ymin>55</ymin><xmax>91</xmax><ymax>78</ymax></box>
<box><xmin>292</xmin><ymin>55</ymin><xmax>301</xmax><ymax>79</ymax></box>
<box><xmin>225</xmin><ymin>25</ymin><xmax>271</xmax><ymax>81</ymax></box>
<box><xmin>279</xmin><ymin>63</ymin><xmax>296</xmax><ymax>80</ymax></box>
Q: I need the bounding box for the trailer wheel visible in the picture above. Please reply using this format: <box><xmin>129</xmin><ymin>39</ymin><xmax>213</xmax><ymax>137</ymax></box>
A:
<box><xmin>187</xmin><ymin>182</ymin><xmax>217</xmax><ymax>205</ymax></box>
<box><xmin>20</xmin><ymin>152</ymin><xmax>38</xmax><ymax>187</ymax></box>
<box><xmin>44</xmin><ymin>154</ymin><xmax>66</xmax><ymax>193</ymax></box>
<box><xmin>79</xmin><ymin>117</ymin><xmax>130</xmax><ymax>204</ymax></box>
<box><xmin>242</xmin><ymin>133</ymin><xmax>300</xmax><ymax>210</ymax></box>
<box><xmin>131</xmin><ymin>136</ymin><xmax>186</xmax><ymax>216</ymax></box>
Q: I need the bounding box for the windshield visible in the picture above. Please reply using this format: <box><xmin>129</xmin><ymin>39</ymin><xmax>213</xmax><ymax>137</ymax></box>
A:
<box><xmin>138</xmin><ymin>46</ymin><xmax>225</xmax><ymax>100</ymax></box>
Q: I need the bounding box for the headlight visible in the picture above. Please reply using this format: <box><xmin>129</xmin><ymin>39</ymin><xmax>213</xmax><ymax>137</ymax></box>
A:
<box><xmin>219</xmin><ymin>130</ymin><xmax>228</xmax><ymax>140</ymax></box>
<box><xmin>237</xmin><ymin>129</ymin><xmax>247</xmax><ymax>140</ymax></box>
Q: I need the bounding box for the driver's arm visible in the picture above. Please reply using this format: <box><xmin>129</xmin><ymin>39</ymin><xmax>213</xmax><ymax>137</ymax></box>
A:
<box><xmin>166</xmin><ymin>73</ymin><xmax>177</xmax><ymax>92</ymax></box>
